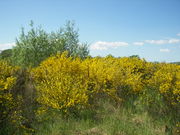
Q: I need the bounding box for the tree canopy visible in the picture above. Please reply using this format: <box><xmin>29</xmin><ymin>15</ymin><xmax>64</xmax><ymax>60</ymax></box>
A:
<box><xmin>0</xmin><ymin>49</ymin><xmax>12</xmax><ymax>60</ymax></box>
<box><xmin>11</xmin><ymin>21</ymin><xmax>89</xmax><ymax>67</ymax></box>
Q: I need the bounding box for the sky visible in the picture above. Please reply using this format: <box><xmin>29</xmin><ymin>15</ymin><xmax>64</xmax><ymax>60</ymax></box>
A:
<box><xmin>0</xmin><ymin>0</ymin><xmax>180</xmax><ymax>62</ymax></box>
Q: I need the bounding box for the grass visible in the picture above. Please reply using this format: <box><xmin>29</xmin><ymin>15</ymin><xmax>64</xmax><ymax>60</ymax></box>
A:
<box><xmin>32</xmin><ymin>98</ymin><xmax>176</xmax><ymax>135</ymax></box>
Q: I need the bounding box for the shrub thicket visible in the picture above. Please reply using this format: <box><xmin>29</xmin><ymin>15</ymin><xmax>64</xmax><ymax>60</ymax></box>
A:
<box><xmin>31</xmin><ymin>53</ymin><xmax>180</xmax><ymax>114</ymax></box>
<box><xmin>1</xmin><ymin>53</ymin><xmax>180</xmax><ymax>134</ymax></box>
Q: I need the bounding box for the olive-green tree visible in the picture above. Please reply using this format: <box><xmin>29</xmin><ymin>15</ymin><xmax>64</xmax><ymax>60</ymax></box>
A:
<box><xmin>11</xmin><ymin>21</ymin><xmax>89</xmax><ymax>67</ymax></box>
<box><xmin>0</xmin><ymin>49</ymin><xmax>12</xmax><ymax>61</ymax></box>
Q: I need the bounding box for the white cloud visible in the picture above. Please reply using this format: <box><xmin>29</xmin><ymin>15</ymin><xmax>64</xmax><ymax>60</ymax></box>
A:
<box><xmin>0</xmin><ymin>42</ymin><xmax>15</xmax><ymax>50</ymax></box>
<box><xmin>90</xmin><ymin>41</ymin><xmax>128</xmax><ymax>50</ymax></box>
<box><xmin>145</xmin><ymin>38</ymin><xmax>180</xmax><ymax>45</ymax></box>
<box><xmin>177</xmin><ymin>33</ymin><xmax>180</xmax><ymax>36</ymax></box>
<box><xmin>133</xmin><ymin>42</ymin><xmax>144</xmax><ymax>46</ymax></box>
<box><xmin>168</xmin><ymin>38</ymin><xmax>180</xmax><ymax>44</ymax></box>
<box><xmin>145</xmin><ymin>40</ymin><xmax>167</xmax><ymax>45</ymax></box>
<box><xmin>160</xmin><ymin>48</ymin><xmax>170</xmax><ymax>52</ymax></box>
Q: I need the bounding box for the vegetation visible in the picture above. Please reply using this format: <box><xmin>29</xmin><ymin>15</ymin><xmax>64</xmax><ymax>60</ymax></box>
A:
<box><xmin>172</xmin><ymin>62</ymin><xmax>180</xmax><ymax>65</ymax></box>
<box><xmin>11</xmin><ymin>21</ymin><xmax>89</xmax><ymax>67</ymax></box>
<box><xmin>0</xmin><ymin>49</ymin><xmax>12</xmax><ymax>61</ymax></box>
<box><xmin>0</xmin><ymin>22</ymin><xmax>179</xmax><ymax>135</ymax></box>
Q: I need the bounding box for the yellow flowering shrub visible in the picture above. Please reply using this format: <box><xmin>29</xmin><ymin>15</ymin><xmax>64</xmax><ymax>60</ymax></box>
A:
<box><xmin>149</xmin><ymin>63</ymin><xmax>180</xmax><ymax>105</ymax></box>
<box><xmin>81</xmin><ymin>56</ymin><xmax>148</xmax><ymax>102</ymax></box>
<box><xmin>0</xmin><ymin>60</ymin><xmax>19</xmax><ymax>133</ymax></box>
<box><xmin>31</xmin><ymin>52</ymin><xmax>89</xmax><ymax>112</ymax></box>
<box><xmin>115</xmin><ymin>57</ymin><xmax>147</xmax><ymax>93</ymax></box>
<box><xmin>81</xmin><ymin>57</ymin><xmax>118</xmax><ymax>100</ymax></box>
<box><xmin>32</xmin><ymin>54</ymin><xmax>156</xmax><ymax>110</ymax></box>
<box><xmin>0</xmin><ymin>61</ymin><xmax>17</xmax><ymax>91</ymax></box>
<box><xmin>31</xmin><ymin>52</ymin><xmax>180</xmax><ymax>116</ymax></box>
<box><xmin>0</xmin><ymin>60</ymin><xmax>17</xmax><ymax>106</ymax></box>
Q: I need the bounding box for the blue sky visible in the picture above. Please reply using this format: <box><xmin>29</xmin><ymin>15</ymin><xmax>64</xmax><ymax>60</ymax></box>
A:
<box><xmin>0</xmin><ymin>0</ymin><xmax>180</xmax><ymax>62</ymax></box>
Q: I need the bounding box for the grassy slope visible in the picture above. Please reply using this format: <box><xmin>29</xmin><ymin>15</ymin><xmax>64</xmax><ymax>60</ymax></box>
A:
<box><xmin>33</xmin><ymin>99</ymin><xmax>176</xmax><ymax>135</ymax></box>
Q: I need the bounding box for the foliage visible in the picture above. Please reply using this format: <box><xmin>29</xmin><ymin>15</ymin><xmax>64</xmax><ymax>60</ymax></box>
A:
<box><xmin>0</xmin><ymin>61</ymin><xmax>36</xmax><ymax>135</ymax></box>
<box><xmin>1</xmin><ymin>52</ymin><xmax>180</xmax><ymax>134</ymax></box>
<box><xmin>149</xmin><ymin>63</ymin><xmax>180</xmax><ymax>105</ymax></box>
<box><xmin>129</xmin><ymin>55</ymin><xmax>140</xmax><ymax>59</ymax></box>
<box><xmin>31</xmin><ymin>52</ymin><xmax>89</xmax><ymax>113</ymax></box>
<box><xmin>0</xmin><ymin>49</ymin><xmax>12</xmax><ymax>61</ymax></box>
<box><xmin>171</xmin><ymin>62</ymin><xmax>180</xmax><ymax>65</ymax></box>
<box><xmin>31</xmin><ymin>53</ymin><xmax>180</xmax><ymax>112</ymax></box>
<box><xmin>11</xmin><ymin>21</ymin><xmax>89</xmax><ymax>67</ymax></box>
<box><xmin>0</xmin><ymin>60</ymin><xmax>18</xmax><ymax>134</ymax></box>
